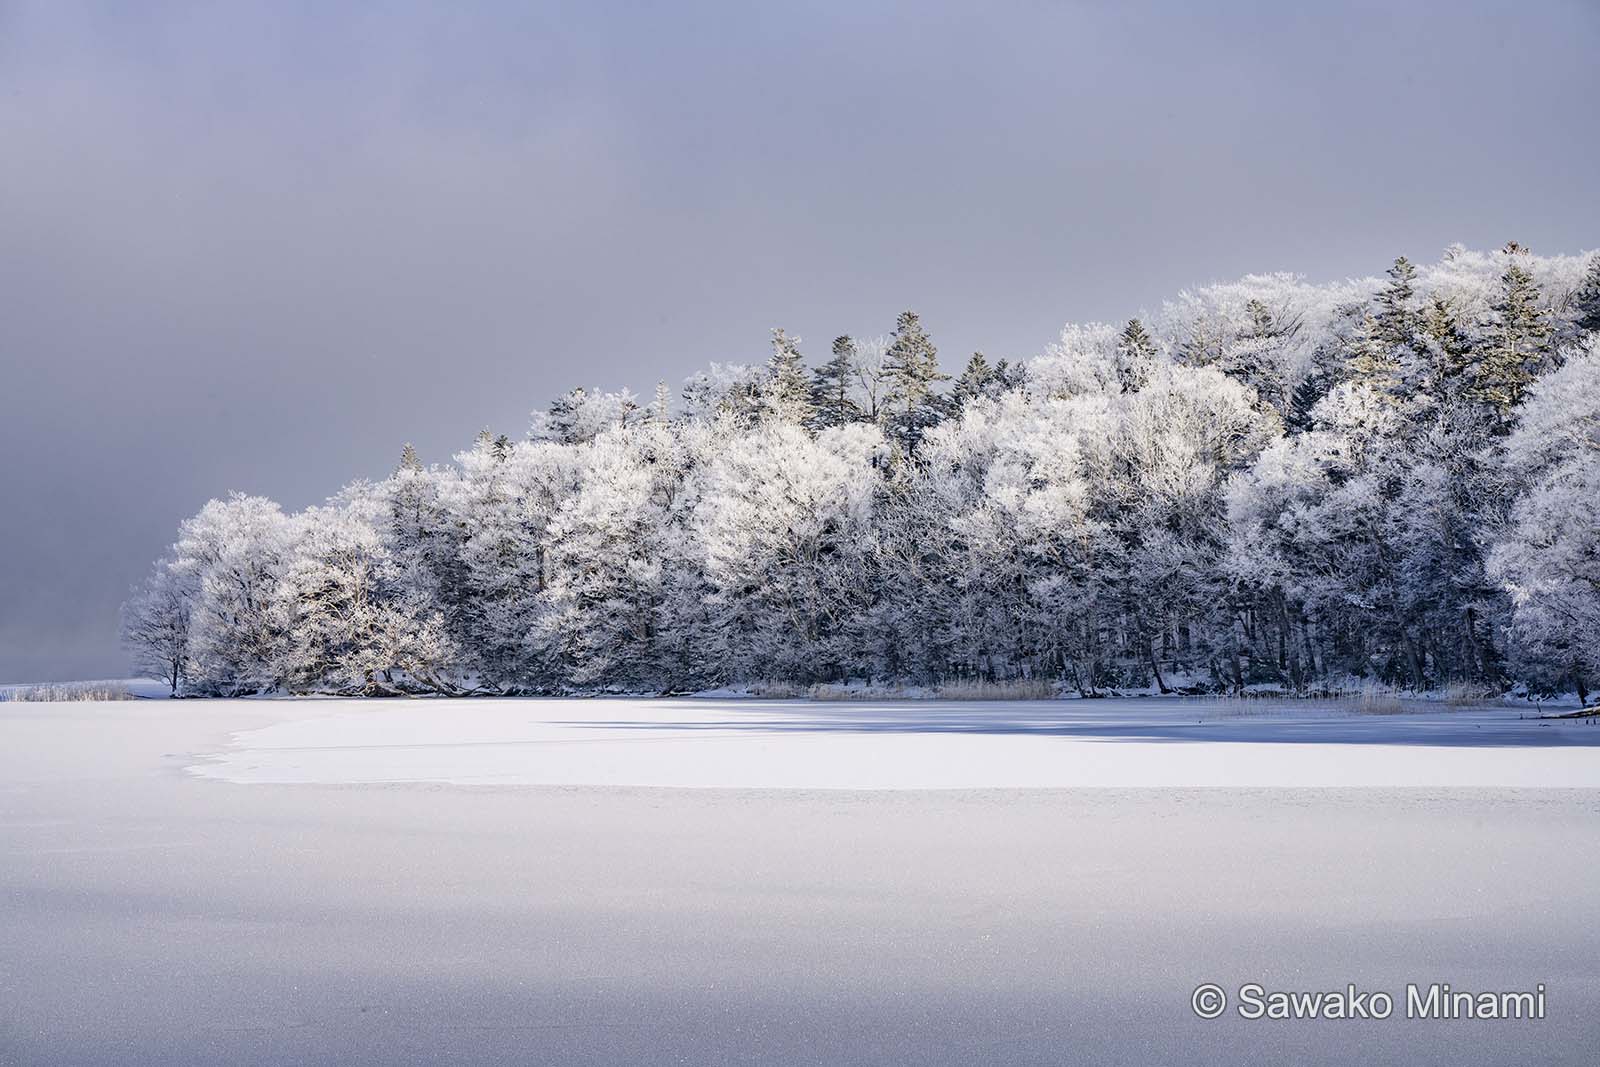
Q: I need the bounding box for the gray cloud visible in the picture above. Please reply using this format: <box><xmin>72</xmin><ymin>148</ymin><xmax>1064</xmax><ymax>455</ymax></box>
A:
<box><xmin>2</xmin><ymin>0</ymin><xmax>1597</xmax><ymax>681</ymax></box>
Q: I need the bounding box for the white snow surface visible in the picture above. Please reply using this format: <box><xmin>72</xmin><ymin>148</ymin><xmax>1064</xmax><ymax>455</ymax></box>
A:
<box><xmin>7</xmin><ymin>698</ymin><xmax>1600</xmax><ymax>1064</ymax></box>
<box><xmin>190</xmin><ymin>697</ymin><xmax>1600</xmax><ymax>789</ymax></box>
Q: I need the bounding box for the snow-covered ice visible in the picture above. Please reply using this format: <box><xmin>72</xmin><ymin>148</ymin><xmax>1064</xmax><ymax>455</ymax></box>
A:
<box><xmin>188</xmin><ymin>696</ymin><xmax>1600</xmax><ymax>789</ymax></box>
<box><xmin>4</xmin><ymin>697</ymin><xmax>1600</xmax><ymax>1065</ymax></box>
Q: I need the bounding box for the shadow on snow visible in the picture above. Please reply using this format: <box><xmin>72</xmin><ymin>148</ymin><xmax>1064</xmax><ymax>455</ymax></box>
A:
<box><xmin>555</xmin><ymin>700</ymin><xmax>1600</xmax><ymax>749</ymax></box>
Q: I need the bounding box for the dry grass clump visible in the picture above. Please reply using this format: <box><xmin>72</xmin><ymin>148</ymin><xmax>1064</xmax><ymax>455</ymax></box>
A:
<box><xmin>0</xmin><ymin>681</ymin><xmax>135</xmax><ymax>703</ymax></box>
<box><xmin>743</xmin><ymin>681</ymin><xmax>808</xmax><ymax>699</ymax></box>
<box><xmin>804</xmin><ymin>683</ymin><xmax>915</xmax><ymax>701</ymax></box>
<box><xmin>1185</xmin><ymin>685</ymin><xmax>1407</xmax><ymax>716</ymax></box>
<box><xmin>801</xmin><ymin>678</ymin><xmax>1061</xmax><ymax>701</ymax></box>
<box><xmin>742</xmin><ymin>678</ymin><xmax>1066</xmax><ymax>701</ymax></box>
<box><xmin>1183</xmin><ymin>694</ymin><xmax>1273</xmax><ymax>717</ymax></box>
<box><xmin>934</xmin><ymin>678</ymin><xmax>1059</xmax><ymax>701</ymax></box>
<box><xmin>1351</xmin><ymin>685</ymin><xmax>1405</xmax><ymax>715</ymax></box>
<box><xmin>1443</xmin><ymin>681</ymin><xmax>1504</xmax><ymax>707</ymax></box>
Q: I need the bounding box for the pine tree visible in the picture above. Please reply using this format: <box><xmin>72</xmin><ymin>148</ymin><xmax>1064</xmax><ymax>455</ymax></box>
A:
<box><xmin>398</xmin><ymin>443</ymin><xmax>422</xmax><ymax>473</ymax></box>
<box><xmin>1285</xmin><ymin>370</ymin><xmax>1329</xmax><ymax>433</ymax></box>
<box><xmin>533</xmin><ymin>386</ymin><xmax>641</xmax><ymax>443</ymax></box>
<box><xmin>1114</xmin><ymin>320</ymin><xmax>1158</xmax><ymax>393</ymax></box>
<box><xmin>1571</xmin><ymin>254</ymin><xmax>1600</xmax><ymax>337</ymax></box>
<box><xmin>1422</xmin><ymin>299</ymin><xmax>1473</xmax><ymax>397</ymax></box>
<box><xmin>810</xmin><ymin>335</ymin><xmax>862</xmax><ymax>429</ymax></box>
<box><xmin>1246</xmin><ymin>298</ymin><xmax>1272</xmax><ymax>333</ymax></box>
<box><xmin>542</xmin><ymin>391</ymin><xmax>584</xmax><ymax>442</ymax></box>
<box><xmin>992</xmin><ymin>358</ymin><xmax>1026</xmax><ymax>392</ymax></box>
<box><xmin>1212</xmin><ymin>302</ymin><xmax>1294</xmax><ymax>413</ymax></box>
<box><xmin>386</xmin><ymin>445</ymin><xmax>469</xmax><ymax>689</ymax></box>
<box><xmin>950</xmin><ymin>352</ymin><xmax>996</xmax><ymax>409</ymax></box>
<box><xmin>883</xmin><ymin>311</ymin><xmax>948</xmax><ymax>457</ymax></box>
<box><xmin>651</xmin><ymin>380</ymin><xmax>673</xmax><ymax>424</ymax></box>
<box><xmin>762</xmin><ymin>328</ymin><xmax>814</xmax><ymax>425</ymax></box>
<box><xmin>1344</xmin><ymin>316</ymin><xmax>1397</xmax><ymax>393</ymax></box>
<box><xmin>1373</xmin><ymin>256</ymin><xmax>1419</xmax><ymax>348</ymax></box>
<box><xmin>1343</xmin><ymin>258</ymin><xmax>1419</xmax><ymax>404</ymax></box>
<box><xmin>1470</xmin><ymin>250</ymin><xmax>1552</xmax><ymax>420</ymax></box>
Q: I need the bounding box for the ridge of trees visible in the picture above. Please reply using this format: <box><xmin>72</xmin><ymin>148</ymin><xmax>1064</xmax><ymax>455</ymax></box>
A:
<box><xmin>125</xmin><ymin>244</ymin><xmax>1600</xmax><ymax>701</ymax></box>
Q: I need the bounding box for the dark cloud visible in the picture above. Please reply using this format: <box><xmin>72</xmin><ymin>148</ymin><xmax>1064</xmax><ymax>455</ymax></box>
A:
<box><xmin>2</xmin><ymin>0</ymin><xmax>1597</xmax><ymax>681</ymax></box>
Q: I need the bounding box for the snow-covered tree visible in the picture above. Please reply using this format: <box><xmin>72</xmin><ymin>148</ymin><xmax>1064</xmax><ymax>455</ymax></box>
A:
<box><xmin>1488</xmin><ymin>338</ymin><xmax>1600</xmax><ymax>701</ymax></box>
<box><xmin>680</xmin><ymin>362</ymin><xmax>766</xmax><ymax>424</ymax></box>
<box><xmin>535</xmin><ymin>422</ymin><xmax>683</xmax><ymax>689</ymax></box>
<box><xmin>272</xmin><ymin>488</ymin><xmax>462</xmax><ymax>695</ymax></box>
<box><xmin>127</xmin><ymin>245</ymin><xmax>1599</xmax><ymax>698</ymax></box>
<box><xmin>532</xmin><ymin>386</ymin><xmax>641</xmax><ymax>444</ymax></box>
<box><xmin>882</xmin><ymin>311</ymin><xmax>948</xmax><ymax>457</ymax></box>
<box><xmin>1028</xmin><ymin>322</ymin><xmax>1122</xmax><ymax>399</ymax></box>
<box><xmin>121</xmin><ymin>558</ymin><xmax>192</xmax><ymax>695</ymax></box>
<box><xmin>695</xmin><ymin>422</ymin><xmax>884</xmax><ymax>682</ymax></box>
<box><xmin>449</xmin><ymin>434</ymin><xmax>585</xmax><ymax>689</ymax></box>
<box><xmin>761</xmin><ymin>328</ymin><xmax>814</xmax><ymax>425</ymax></box>
<box><xmin>1567</xmin><ymin>254</ymin><xmax>1600</xmax><ymax>341</ymax></box>
<box><xmin>810</xmin><ymin>335</ymin><xmax>864</xmax><ymax>429</ymax></box>
<box><xmin>172</xmin><ymin>494</ymin><xmax>299</xmax><ymax>696</ymax></box>
<box><xmin>1113</xmin><ymin>320</ymin><xmax>1159</xmax><ymax>394</ymax></box>
<box><xmin>1470</xmin><ymin>248</ymin><xmax>1553</xmax><ymax>423</ymax></box>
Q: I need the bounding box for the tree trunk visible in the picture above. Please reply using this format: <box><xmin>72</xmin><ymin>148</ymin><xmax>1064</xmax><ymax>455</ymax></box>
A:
<box><xmin>1401</xmin><ymin>631</ymin><xmax>1427</xmax><ymax>692</ymax></box>
<box><xmin>1462</xmin><ymin>607</ymin><xmax>1485</xmax><ymax>681</ymax></box>
<box><xmin>1147</xmin><ymin>639</ymin><xmax>1172</xmax><ymax>694</ymax></box>
<box><xmin>1228</xmin><ymin>631</ymin><xmax>1245</xmax><ymax>695</ymax></box>
<box><xmin>1298</xmin><ymin>610</ymin><xmax>1319</xmax><ymax>681</ymax></box>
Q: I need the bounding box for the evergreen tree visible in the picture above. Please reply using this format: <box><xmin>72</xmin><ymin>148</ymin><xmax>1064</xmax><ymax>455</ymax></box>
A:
<box><xmin>762</xmin><ymin>328</ymin><xmax>814</xmax><ymax>425</ymax></box>
<box><xmin>1344</xmin><ymin>315</ymin><xmax>1399</xmax><ymax>396</ymax></box>
<box><xmin>541</xmin><ymin>391</ymin><xmax>584</xmax><ymax>441</ymax></box>
<box><xmin>1570</xmin><ymin>254</ymin><xmax>1600</xmax><ymax>338</ymax></box>
<box><xmin>810</xmin><ymin>335</ymin><xmax>863</xmax><ymax>429</ymax></box>
<box><xmin>1210</xmin><ymin>302</ymin><xmax>1293</xmax><ymax>413</ymax></box>
<box><xmin>1285</xmin><ymin>370</ymin><xmax>1330</xmax><ymax>433</ymax></box>
<box><xmin>1343</xmin><ymin>258</ymin><xmax>1419</xmax><ymax>405</ymax></box>
<box><xmin>1114</xmin><ymin>319</ymin><xmax>1158</xmax><ymax>392</ymax></box>
<box><xmin>386</xmin><ymin>448</ymin><xmax>469</xmax><ymax>691</ymax></box>
<box><xmin>533</xmin><ymin>386</ymin><xmax>641</xmax><ymax>443</ymax></box>
<box><xmin>1470</xmin><ymin>250</ymin><xmax>1552</xmax><ymax>421</ymax></box>
<box><xmin>1421</xmin><ymin>299</ymin><xmax>1474</xmax><ymax>400</ymax></box>
<box><xmin>1373</xmin><ymin>256</ymin><xmax>1419</xmax><ymax>348</ymax></box>
<box><xmin>883</xmin><ymin>310</ymin><xmax>948</xmax><ymax>457</ymax></box>
<box><xmin>652</xmin><ymin>380</ymin><xmax>673</xmax><ymax>424</ymax></box>
<box><xmin>992</xmin><ymin>358</ymin><xmax>1026</xmax><ymax>392</ymax></box>
<box><xmin>950</xmin><ymin>352</ymin><xmax>997</xmax><ymax>409</ymax></box>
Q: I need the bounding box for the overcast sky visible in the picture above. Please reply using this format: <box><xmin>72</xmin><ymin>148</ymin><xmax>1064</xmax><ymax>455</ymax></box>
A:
<box><xmin>2</xmin><ymin>0</ymin><xmax>1597</xmax><ymax>683</ymax></box>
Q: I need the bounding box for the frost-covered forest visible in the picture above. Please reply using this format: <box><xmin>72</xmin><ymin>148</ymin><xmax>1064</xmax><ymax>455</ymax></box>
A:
<box><xmin>124</xmin><ymin>245</ymin><xmax>1600</xmax><ymax>700</ymax></box>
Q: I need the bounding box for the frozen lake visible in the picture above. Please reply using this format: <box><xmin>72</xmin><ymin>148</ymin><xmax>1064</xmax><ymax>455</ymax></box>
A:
<box><xmin>188</xmin><ymin>695</ymin><xmax>1600</xmax><ymax>789</ymax></box>
<box><xmin>3</xmin><ymin>697</ymin><xmax>1598</xmax><ymax>1064</ymax></box>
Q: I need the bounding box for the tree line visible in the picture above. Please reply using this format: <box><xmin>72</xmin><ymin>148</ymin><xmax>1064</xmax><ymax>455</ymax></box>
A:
<box><xmin>124</xmin><ymin>243</ymin><xmax>1600</xmax><ymax>701</ymax></box>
